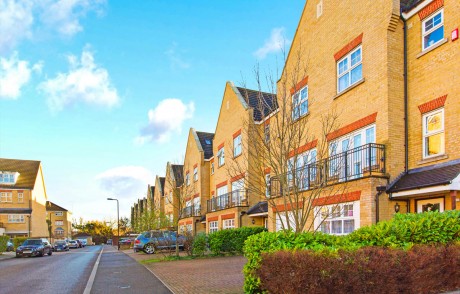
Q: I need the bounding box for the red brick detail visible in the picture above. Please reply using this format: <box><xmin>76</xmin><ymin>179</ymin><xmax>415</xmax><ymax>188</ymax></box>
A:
<box><xmin>326</xmin><ymin>113</ymin><xmax>377</xmax><ymax>141</ymax></box>
<box><xmin>290</xmin><ymin>76</ymin><xmax>309</xmax><ymax>95</ymax></box>
<box><xmin>193</xmin><ymin>163</ymin><xmax>198</xmax><ymax>169</ymax></box>
<box><xmin>233</xmin><ymin>129</ymin><xmax>242</xmax><ymax>139</ymax></box>
<box><xmin>288</xmin><ymin>139</ymin><xmax>318</xmax><ymax>158</ymax></box>
<box><xmin>418</xmin><ymin>0</ymin><xmax>444</xmax><ymax>20</ymax></box>
<box><xmin>208</xmin><ymin>216</ymin><xmax>218</xmax><ymax>222</ymax></box>
<box><xmin>312</xmin><ymin>191</ymin><xmax>361</xmax><ymax>206</ymax></box>
<box><xmin>264</xmin><ymin>118</ymin><xmax>270</xmax><ymax>125</ymax></box>
<box><xmin>185</xmin><ymin>196</ymin><xmax>192</xmax><ymax>202</ymax></box>
<box><xmin>193</xmin><ymin>193</ymin><xmax>200</xmax><ymax>199</ymax></box>
<box><xmin>210</xmin><ymin>158</ymin><xmax>214</xmax><ymax>163</ymax></box>
<box><xmin>334</xmin><ymin>33</ymin><xmax>364</xmax><ymax>61</ymax></box>
<box><xmin>186</xmin><ymin>170</ymin><xmax>190</xmax><ymax>175</ymax></box>
<box><xmin>418</xmin><ymin>95</ymin><xmax>447</xmax><ymax>114</ymax></box>
<box><xmin>272</xmin><ymin>201</ymin><xmax>304</xmax><ymax>212</ymax></box>
<box><xmin>264</xmin><ymin>167</ymin><xmax>271</xmax><ymax>174</ymax></box>
<box><xmin>216</xmin><ymin>181</ymin><xmax>228</xmax><ymax>189</ymax></box>
<box><xmin>231</xmin><ymin>173</ymin><xmax>245</xmax><ymax>182</ymax></box>
<box><xmin>221</xmin><ymin>213</ymin><xmax>235</xmax><ymax>220</ymax></box>
<box><xmin>0</xmin><ymin>190</ymin><xmax>12</xmax><ymax>192</ymax></box>
<box><xmin>178</xmin><ymin>221</ymin><xmax>184</xmax><ymax>226</ymax></box>
<box><xmin>211</xmin><ymin>191</ymin><xmax>215</xmax><ymax>195</ymax></box>
<box><xmin>186</xmin><ymin>220</ymin><xmax>193</xmax><ymax>225</ymax></box>
<box><xmin>218</xmin><ymin>142</ymin><xmax>225</xmax><ymax>150</ymax></box>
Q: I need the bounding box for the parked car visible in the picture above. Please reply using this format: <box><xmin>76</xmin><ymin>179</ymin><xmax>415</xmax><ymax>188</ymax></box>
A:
<box><xmin>68</xmin><ymin>240</ymin><xmax>79</xmax><ymax>249</ymax></box>
<box><xmin>16</xmin><ymin>238</ymin><xmax>52</xmax><ymax>257</ymax></box>
<box><xmin>53</xmin><ymin>240</ymin><xmax>69</xmax><ymax>252</ymax></box>
<box><xmin>6</xmin><ymin>240</ymin><xmax>14</xmax><ymax>252</ymax></box>
<box><xmin>133</xmin><ymin>230</ymin><xmax>185</xmax><ymax>254</ymax></box>
<box><xmin>106</xmin><ymin>239</ymin><xmax>112</xmax><ymax>245</ymax></box>
<box><xmin>75</xmin><ymin>240</ymin><xmax>83</xmax><ymax>248</ymax></box>
<box><xmin>77</xmin><ymin>239</ymin><xmax>87</xmax><ymax>247</ymax></box>
<box><xmin>119</xmin><ymin>238</ymin><xmax>132</xmax><ymax>245</ymax></box>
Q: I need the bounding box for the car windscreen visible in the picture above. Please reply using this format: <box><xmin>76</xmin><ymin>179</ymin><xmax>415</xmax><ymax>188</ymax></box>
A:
<box><xmin>151</xmin><ymin>232</ymin><xmax>163</xmax><ymax>238</ymax></box>
<box><xmin>69</xmin><ymin>241</ymin><xmax>76</xmax><ymax>243</ymax></box>
<box><xmin>23</xmin><ymin>240</ymin><xmax>42</xmax><ymax>245</ymax></box>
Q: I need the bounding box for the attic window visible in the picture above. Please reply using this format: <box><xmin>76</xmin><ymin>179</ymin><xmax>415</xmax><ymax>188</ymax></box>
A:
<box><xmin>0</xmin><ymin>172</ymin><xmax>19</xmax><ymax>184</ymax></box>
<box><xmin>205</xmin><ymin>139</ymin><xmax>212</xmax><ymax>145</ymax></box>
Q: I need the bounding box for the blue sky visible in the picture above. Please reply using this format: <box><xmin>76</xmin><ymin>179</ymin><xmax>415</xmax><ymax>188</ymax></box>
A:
<box><xmin>0</xmin><ymin>0</ymin><xmax>304</xmax><ymax>222</ymax></box>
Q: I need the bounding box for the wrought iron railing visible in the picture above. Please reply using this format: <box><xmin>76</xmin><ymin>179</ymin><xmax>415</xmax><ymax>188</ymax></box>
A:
<box><xmin>181</xmin><ymin>204</ymin><xmax>201</xmax><ymax>218</ymax></box>
<box><xmin>270</xmin><ymin>143</ymin><xmax>386</xmax><ymax>197</ymax></box>
<box><xmin>207</xmin><ymin>190</ymin><xmax>248</xmax><ymax>212</ymax></box>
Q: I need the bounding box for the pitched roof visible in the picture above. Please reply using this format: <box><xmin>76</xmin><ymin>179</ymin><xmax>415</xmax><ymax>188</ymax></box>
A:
<box><xmin>171</xmin><ymin>164</ymin><xmax>184</xmax><ymax>187</ymax></box>
<box><xmin>236</xmin><ymin>87</ymin><xmax>278</xmax><ymax>122</ymax></box>
<box><xmin>247</xmin><ymin>201</ymin><xmax>268</xmax><ymax>215</ymax></box>
<box><xmin>387</xmin><ymin>159</ymin><xmax>460</xmax><ymax>193</ymax></box>
<box><xmin>46</xmin><ymin>201</ymin><xmax>68</xmax><ymax>212</ymax></box>
<box><xmin>196</xmin><ymin>131</ymin><xmax>214</xmax><ymax>159</ymax></box>
<box><xmin>0</xmin><ymin>158</ymin><xmax>41</xmax><ymax>189</ymax></box>
<box><xmin>400</xmin><ymin>0</ymin><xmax>422</xmax><ymax>12</ymax></box>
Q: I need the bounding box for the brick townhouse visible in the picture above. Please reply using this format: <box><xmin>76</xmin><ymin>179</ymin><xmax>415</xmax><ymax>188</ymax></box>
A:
<box><xmin>46</xmin><ymin>201</ymin><xmax>72</xmax><ymax>241</ymax></box>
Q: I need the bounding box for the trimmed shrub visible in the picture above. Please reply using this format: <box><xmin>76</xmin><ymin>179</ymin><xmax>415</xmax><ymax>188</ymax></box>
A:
<box><xmin>243</xmin><ymin>211</ymin><xmax>460</xmax><ymax>293</ymax></box>
<box><xmin>13</xmin><ymin>237</ymin><xmax>28</xmax><ymax>249</ymax></box>
<box><xmin>192</xmin><ymin>232</ymin><xmax>207</xmax><ymax>257</ymax></box>
<box><xmin>0</xmin><ymin>236</ymin><xmax>9</xmax><ymax>253</ymax></box>
<box><xmin>209</xmin><ymin>226</ymin><xmax>266</xmax><ymax>255</ymax></box>
<box><xmin>256</xmin><ymin>245</ymin><xmax>460</xmax><ymax>294</ymax></box>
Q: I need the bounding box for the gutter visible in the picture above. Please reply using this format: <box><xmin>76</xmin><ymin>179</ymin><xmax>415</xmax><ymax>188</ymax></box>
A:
<box><xmin>402</xmin><ymin>14</ymin><xmax>409</xmax><ymax>173</ymax></box>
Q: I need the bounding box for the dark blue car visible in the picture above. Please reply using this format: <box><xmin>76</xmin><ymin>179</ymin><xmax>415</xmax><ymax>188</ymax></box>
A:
<box><xmin>133</xmin><ymin>230</ymin><xmax>184</xmax><ymax>254</ymax></box>
<box><xmin>16</xmin><ymin>238</ymin><xmax>53</xmax><ymax>257</ymax></box>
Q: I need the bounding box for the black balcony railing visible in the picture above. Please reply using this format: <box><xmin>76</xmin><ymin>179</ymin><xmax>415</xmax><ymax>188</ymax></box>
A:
<box><xmin>207</xmin><ymin>190</ymin><xmax>248</xmax><ymax>212</ymax></box>
<box><xmin>181</xmin><ymin>204</ymin><xmax>201</xmax><ymax>218</ymax></box>
<box><xmin>270</xmin><ymin>143</ymin><xmax>386</xmax><ymax>197</ymax></box>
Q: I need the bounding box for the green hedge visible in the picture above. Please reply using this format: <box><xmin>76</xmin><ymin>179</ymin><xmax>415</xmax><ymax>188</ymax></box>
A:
<box><xmin>243</xmin><ymin>211</ymin><xmax>460</xmax><ymax>293</ymax></box>
<box><xmin>192</xmin><ymin>232</ymin><xmax>207</xmax><ymax>257</ymax></box>
<box><xmin>13</xmin><ymin>237</ymin><xmax>28</xmax><ymax>249</ymax></box>
<box><xmin>0</xmin><ymin>236</ymin><xmax>9</xmax><ymax>253</ymax></box>
<box><xmin>209</xmin><ymin>226</ymin><xmax>266</xmax><ymax>255</ymax></box>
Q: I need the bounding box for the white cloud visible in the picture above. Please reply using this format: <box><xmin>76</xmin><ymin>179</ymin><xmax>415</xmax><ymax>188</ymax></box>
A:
<box><xmin>0</xmin><ymin>52</ymin><xmax>42</xmax><ymax>99</ymax></box>
<box><xmin>0</xmin><ymin>0</ymin><xmax>106</xmax><ymax>53</ymax></box>
<box><xmin>165</xmin><ymin>43</ymin><xmax>191</xmax><ymax>70</ymax></box>
<box><xmin>39</xmin><ymin>48</ymin><xmax>119</xmax><ymax>112</ymax></box>
<box><xmin>254</xmin><ymin>27</ymin><xmax>290</xmax><ymax>60</ymax></box>
<box><xmin>39</xmin><ymin>0</ymin><xmax>106</xmax><ymax>36</ymax></box>
<box><xmin>96</xmin><ymin>166</ymin><xmax>154</xmax><ymax>200</ymax></box>
<box><xmin>0</xmin><ymin>0</ymin><xmax>34</xmax><ymax>53</ymax></box>
<box><xmin>137</xmin><ymin>98</ymin><xmax>195</xmax><ymax>144</ymax></box>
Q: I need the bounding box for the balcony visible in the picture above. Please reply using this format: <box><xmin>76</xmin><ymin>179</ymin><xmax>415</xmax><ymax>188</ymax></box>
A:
<box><xmin>181</xmin><ymin>205</ymin><xmax>201</xmax><ymax>218</ymax></box>
<box><xmin>271</xmin><ymin>143</ymin><xmax>386</xmax><ymax>196</ymax></box>
<box><xmin>207</xmin><ymin>190</ymin><xmax>248</xmax><ymax>212</ymax></box>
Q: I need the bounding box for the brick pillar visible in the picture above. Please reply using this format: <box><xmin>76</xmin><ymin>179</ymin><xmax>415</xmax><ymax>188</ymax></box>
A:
<box><xmin>450</xmin><ymin>191</ymin><xmax>457</xmax><ymax>210</ymax></box>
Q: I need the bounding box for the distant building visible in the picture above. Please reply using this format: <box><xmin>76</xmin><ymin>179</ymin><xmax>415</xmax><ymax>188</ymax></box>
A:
<box><xmin>46</xmin><ymin>201</ymin><xmax>72</xmax><ymax>241</ymax></box>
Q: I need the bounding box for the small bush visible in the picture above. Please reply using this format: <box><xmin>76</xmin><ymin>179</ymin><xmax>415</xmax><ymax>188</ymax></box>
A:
<box><xmin>13</xmin><ymin>237</ymin><xmax>28</xmax><ymax>249</ymax></box>
<box><xmin>192</xmin><ymin>232</ymin><xmax>207</xmax><ymax>257</ymax></box>
<box><xmin>182</xmin><ymin>231</ymin><xmax>194</xmax><ymax>256</ymax></box>
<box><xmin>0</xmin><ymin>236</ymin><xmax>9</xmax><ymax>253</ymax></box>
<box><xmin>256</xmin><ymin>245</ymin><xmax>460</xmax><ymax>294</ymax></box>
<box><xmin>209</xmin><ymin>226</ymin><xmax>266</xmax><ymax>255</ymax></box>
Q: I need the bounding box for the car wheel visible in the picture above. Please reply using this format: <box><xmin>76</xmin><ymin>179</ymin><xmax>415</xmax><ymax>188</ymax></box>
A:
<box><xmin>40</xmin><ymin>250</ymin><xmax>44</xmax><ymax>257</ymax></box>
<box><xmin>144</xmin><ymin>243</ymin><xmax>155</xmax><ymax>254</ymax></box>
<box><xmin>48</xmin><ymin>249</ymin><xmax>52</xmax><ymax>256</ymax></box>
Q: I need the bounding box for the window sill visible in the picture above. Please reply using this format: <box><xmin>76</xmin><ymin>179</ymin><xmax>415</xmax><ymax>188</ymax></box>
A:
<box><xmin>218</xmin><ymin>164</ymin><xmax>225</xmax><ymax>168</ymax></box>
<box><xmin>233</xmin><ymin>154</ymin><xmax>242</xmax><ymax>159</ymax></box>
<box><xmin>417</xmin><ymin>38</ymin><xmax>448</xmax><ymax>59</ymax></box>
<box><xmin>292</xmin><ymin>112</ymin><xmax>310</xmax><ymax>122</ymax></box>
<box><xmin>333</xmin><ymin>78</ymin><xmax>365</xmax><ymax>100</ymax></box>
<box><xmin>417</xmin><ymin>154</ymin><xmax>448</xmax><ymax>165</ymax></box>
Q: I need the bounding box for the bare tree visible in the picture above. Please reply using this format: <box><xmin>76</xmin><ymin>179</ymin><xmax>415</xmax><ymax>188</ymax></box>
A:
<box><xmin>227</xmin><ymin>44</ymin><xmax>353</xmax><ymax>234</ymax></box>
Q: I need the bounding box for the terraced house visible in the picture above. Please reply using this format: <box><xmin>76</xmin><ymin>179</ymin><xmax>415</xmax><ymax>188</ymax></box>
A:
<box><xmin>178</xmin><ymin>128</ymin><xmax>214</xmax><ymax>235</ymax></box>
<box><xmin>163</xmin><ymin>162</ymin><xmax>184</xmax><ymax>229</ymax></box>
<box><xmin>0</xmin><ymin>158</ymin><xmax>49</xmax><ymax>238</ymax></box>
<box><xmin>46</xmin><ymin>201</ymin><xmax>72</xmax><ymax>241</ymax></box>
<box><xmin>205</xmin><ymin>82</ymin><xmax>277</xmax><ymax>233</ymax></box>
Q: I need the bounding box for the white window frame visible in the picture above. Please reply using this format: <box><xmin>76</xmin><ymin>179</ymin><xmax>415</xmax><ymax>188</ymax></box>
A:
<box><xmin>291</xmin><ymin>85</ymin><xmax>308</xmax><ymax>120</ymax></box>
<box><xmin>233</xmin><ymin>134</ymin><xmax>242</xmax><ymax>157</ymax></box>
<box><xmin>288</xmin><ymin>148</ymin><xmax>317</xmax><ymax>190</ymax></box>
<box><xmin>223</xmin><ymin>219</ymin><xmax>235</xmax><ymax>229</ymax></box>
<box><xmin>209</xmin><ymin>221</ymin><xmax>218</xmax><ymax>233</ymax></box>
<box><xmin>17</xmin><ymin>192</ymin><xmax>24</xmax><ymax>203</ymax></box>
<box><xmin>0</xmin><ymin>173</ymin><xmax>16</xmax><ymax>184</ymax></box>
<box><xmin>265</xmin><ymin>173</ymin><xmax>271</xmax><ymax>198</ymax></box>
<box><xmin>185</xmin><ymin>173</ymin><xmax>190</xmax><ymax>186</ymax></box>
<box><xmin>217</xmin><ymin>147</ymin><xmax>225</xmax><ymax>167</ymax></box>
<box><xmin>337</xmin><ymin>45</ymin><xmax>362</xmax><ymax>93</ymax></box>
<box><xmin>55</xmin><ymin>211</ymin><xmax>63</xmax><ymax>216</ymax></box>
<box><xmin>275</xmin><ymin>211</ymin><xmax>297</xmax><ymax>232</ymax></box>
<box><xmin>193</xmin><ymin>167</ymin><xmax>198</xmax><ymax>181</ymax></box>
<box><xmin>314</xmin><ymin>201</ymin><xmax>360</xmax><ymax>235</ymax></box>
<box><xmin>264</xmin><ymin>124</ymin><xmax>270</xmax><ymax>143</ymax></box>
<box><xmin>422</xmin><ymin>109</ymin><xmax>444</xmax><ymax>159</ymax></box>
<box><xmin>8</xmin><ymin>214</ymin><xmax>25</xmax><ymax>223</ymax></box>
<box><xmin>54</xmin><ymin>228</ymin><xmax>64</xmax><ymax>235</ymax></box>
<box><xmin>422</xmin><ymin>9</ymin><xmax>444</xmax><ymax>51</ymax></box>
<box><xmin>55</xmin><ymin>220</ymin><xmax>64</xmax><ymax>226</ymax></box>
<box><xmin>0</xmin><ymin>192</ymin><xmax>12</xmax><ymax>203</ymax></box>
<box><xmin>211</xmin><ymin>162</ymin><xmax>214</xmax><ymax>174</ymax></box>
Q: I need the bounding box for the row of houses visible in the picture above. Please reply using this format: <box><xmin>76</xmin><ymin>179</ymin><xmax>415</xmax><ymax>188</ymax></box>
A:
<box><xmin>131</xmin><ymin>0</ymin><xmax>460</xmax><ymax>236</ymax></box>
<box><xmin>0</xmin><ymin>158</ymin><xmax>72</xmax><ymax>241</ymax></box>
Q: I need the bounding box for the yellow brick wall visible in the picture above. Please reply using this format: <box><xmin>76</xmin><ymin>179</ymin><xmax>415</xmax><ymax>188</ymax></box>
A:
<box><xmin>154</xmin><ymin>176</ymin><xmax>165</xmax><ymax>215</ymax></box>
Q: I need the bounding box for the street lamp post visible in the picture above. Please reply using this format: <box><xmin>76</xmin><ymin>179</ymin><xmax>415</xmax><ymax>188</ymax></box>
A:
<box><xmin>107</xmin><ymin>197</ymin><xmax>120</xmax><ymax>250</ymax></box>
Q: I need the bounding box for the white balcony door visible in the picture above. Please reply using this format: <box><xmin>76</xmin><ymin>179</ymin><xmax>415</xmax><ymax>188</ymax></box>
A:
<box><xmin>231</xmin><ymin>179</ymin><xmax>244</xmax><ymax>204</ymax></box>
<box><xmin>217</xmin><ymin>186</ymin><xmax>228</xmax><ymax>208</ymax></box>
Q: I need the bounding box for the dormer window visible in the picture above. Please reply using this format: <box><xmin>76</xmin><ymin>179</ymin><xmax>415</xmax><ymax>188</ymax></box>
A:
<box><xmin>205</xmin><ymin>139</ymin><xmax>212</xmax><ymax>145</ymax></box>
<box><xmin>0</xmin><ymin>172</ymin><xmax>19</xmax><ymax>184</ymax></box>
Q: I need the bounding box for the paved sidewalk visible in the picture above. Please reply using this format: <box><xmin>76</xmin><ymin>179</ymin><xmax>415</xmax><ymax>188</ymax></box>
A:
<box><xmin>91</xmin><ymin>245</ymin><xmax>172</xmax><ymax>293</ymax></box>
<box><xmin>0</xmin><ymin>252</ymin><xmax>15</xmax><ymax>261</ymax></box>
<box><xmin>123</xmin><ymin>248</ymin><xmax>246</xmax><ymax>294</ymax></box>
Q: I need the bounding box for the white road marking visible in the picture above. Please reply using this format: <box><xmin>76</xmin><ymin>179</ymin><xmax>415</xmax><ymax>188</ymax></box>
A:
<box><xmin>83</xmin><ymin>247</ymin><xmax>103</xmax><ymax>294</ymax></box>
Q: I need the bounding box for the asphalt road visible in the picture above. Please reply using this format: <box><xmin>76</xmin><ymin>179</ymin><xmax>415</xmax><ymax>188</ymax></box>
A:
<box><xmin>0</xmin><ymin>245</ymin><xmax>101</xmax><ymax>294</ymax></box>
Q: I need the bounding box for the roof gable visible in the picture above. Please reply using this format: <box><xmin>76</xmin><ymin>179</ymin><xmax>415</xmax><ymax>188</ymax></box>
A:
<box><xmin>46</xmin><ymin>201</ymin><xmax>68</xmax><ymax>212</ymax></box>
<box><xmin>196</xmin><ymin>131</ymin><xmax>214</xmax><ymax>159</ymax></box>
<box><xmin>236</xmin><ymin>87</ymin><xmax>278</xmax><ymax>122</ymax></box>
<box><xmin>0</xmin><ymin>158</ymin><xmax>41</xmax><ymax>189</ymax></box>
